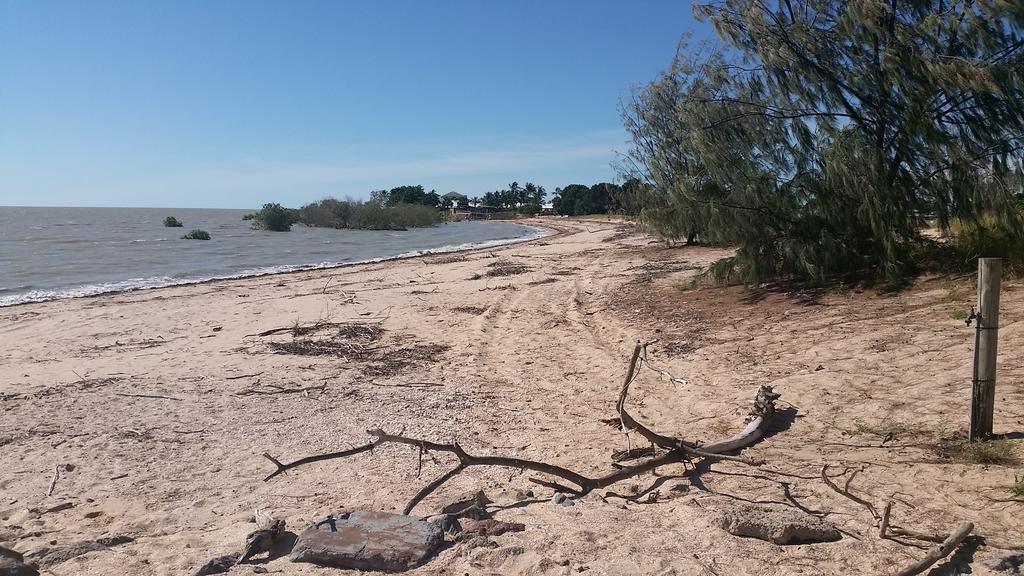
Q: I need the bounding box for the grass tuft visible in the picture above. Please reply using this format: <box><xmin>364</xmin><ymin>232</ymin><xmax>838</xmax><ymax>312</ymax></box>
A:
<box><xmin>964</xmin><ymin>440</ymin><xmax>1019</xmax><ymax>465</ymax></box>
<box><xmin>1011</xmin><ymin>472</ymin><xmax>1024</xmax><ymax>497</ymax></box>
<box><xmin>673</xmin><ymin>279</ymin><xmax>699</xmax><ymax>292</ymax></box>
<box><xmin>853</xmin><ymin>419</ymin><xmax>908</xmax><ymax>441</ymax></box>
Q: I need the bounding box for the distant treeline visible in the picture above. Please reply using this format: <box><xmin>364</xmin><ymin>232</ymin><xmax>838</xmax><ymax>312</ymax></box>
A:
<box><xmin>298</xmin><ymin>198</ymin><xmax>443</xmax><ymax>230</ymax></box>
<box><xmin>550</xmin><ymin>179</ymin><xmax>649</xmax><ymax>217</ymax></box>
<box><xmin>475</xmin><ymin>182</ymin><xmax>546</xmax><ymax>213</ymax></box>
<box><xmin>248</xmin><ymin>178</ymin><xmax>652</xmax><ymax>232</ymax></box>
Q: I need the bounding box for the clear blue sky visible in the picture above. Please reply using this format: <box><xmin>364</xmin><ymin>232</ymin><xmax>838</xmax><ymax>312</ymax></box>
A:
<box><xmin>0</xmin><ymin>1</ymin><xmax>705</xmax><ymax>208</ymax></box>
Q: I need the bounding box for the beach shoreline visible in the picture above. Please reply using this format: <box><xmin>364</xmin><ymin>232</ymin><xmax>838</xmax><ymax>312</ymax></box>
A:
<box><xmin>0</xmin><ymin>220</ymin><xmax>556</xmax><ymax>309</ymax></box>
<box><xmin>2</xmin><ymin>219</ymin><xmax>1022</xmax><ymax>575</ymax></box>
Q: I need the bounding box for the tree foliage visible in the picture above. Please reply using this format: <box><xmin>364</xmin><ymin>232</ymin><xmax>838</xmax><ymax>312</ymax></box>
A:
<box><xmin>369</xmin><ymin>185</ymin><xmax>445</xmax><ymax>208</ymax></box>
<box><xmin>623</xmin><ymin>0</ymin><xmax>1024</xmax><ymax>283</ymax></box>
<box><xmin>163</xmin><ymin>216</ymin><xmax>183</xmax><ymax>228</ymax></box>
<box><xmin>550</xmin><ymin>182</ymin><xmax>642</xmax><ymax>216</ymax></box>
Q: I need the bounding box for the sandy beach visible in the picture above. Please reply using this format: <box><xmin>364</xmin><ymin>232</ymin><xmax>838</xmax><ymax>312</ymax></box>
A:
<box><xmin>2</xmin><ymin>218</ymin><xmax>1022</xmax><ymax>575</ymax></box>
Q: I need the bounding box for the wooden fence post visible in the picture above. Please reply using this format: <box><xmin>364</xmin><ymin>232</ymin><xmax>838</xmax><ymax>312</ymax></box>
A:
<box><xmin>970</xmin><ymin>258</ymin><xmax>1001</xmax><ymax>442</ymax></box>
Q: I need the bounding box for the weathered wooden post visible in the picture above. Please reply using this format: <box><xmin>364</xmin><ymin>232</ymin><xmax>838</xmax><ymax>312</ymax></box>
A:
<box><xmin>969</xmin><ymin>258</ymin><xmax>1001</xmax><ymax>442</ymax></box>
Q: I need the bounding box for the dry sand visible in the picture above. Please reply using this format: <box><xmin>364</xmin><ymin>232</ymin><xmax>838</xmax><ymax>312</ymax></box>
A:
<box><xmin>1</xmin><ymin>219</ymin><xmax>1022</xmax><ymax>575</ymax></box>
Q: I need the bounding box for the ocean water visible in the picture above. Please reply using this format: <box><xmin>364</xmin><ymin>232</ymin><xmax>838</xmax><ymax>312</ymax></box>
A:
<box><xmin>0</xmin><ymin>207</ymin><xmax>543</xmax><ymax>307</ymax></box>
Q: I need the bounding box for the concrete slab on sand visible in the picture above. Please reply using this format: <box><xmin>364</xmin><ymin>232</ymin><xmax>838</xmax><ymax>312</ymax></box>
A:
<box><xmin>720</xmin><ymin>504</ymin><xmax>841</xmax><ymax>545</ymax></box>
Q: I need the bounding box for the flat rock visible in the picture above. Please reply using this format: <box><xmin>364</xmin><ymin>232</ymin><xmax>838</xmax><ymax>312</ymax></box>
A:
<box><xmin>290</xmin><ymin>511</ymin><xmax>443</xmax><ymax>571</ymax></box>
<box><xmin>720</xmin><ymin>504</ymin><xmax>840</xmax><ymax>545</ymax></box>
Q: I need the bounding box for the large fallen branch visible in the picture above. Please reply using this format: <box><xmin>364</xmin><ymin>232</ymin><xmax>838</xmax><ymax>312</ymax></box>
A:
<box><xmin>262</xmin><ymin>341</ymin><xmax>780</xmax><ymax>514</ymax></box>
<box><xmin>269</xmin><ymin>429</ymin><xmax>700</xmax><ymax>513</ymax></box>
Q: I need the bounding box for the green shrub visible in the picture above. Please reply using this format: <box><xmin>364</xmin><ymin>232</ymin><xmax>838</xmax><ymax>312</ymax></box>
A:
<box><xmin>163</xmin><ymin>216</ymin><xmax>183</xmax><ymax>227</ymax></box>
<box><xmin>950</xmin><ymin>308</ymin><xmax>970</xmax><ymax>321</ymax></box>
<box><xmin>181</xmin><ymin>229</ymin><xmax>211</xmax><ymax>240</ymax></box>
<box><xmin>245</xmin><ymin>203</ymin><xmax>300</xmax><ymax>231</ymax></box>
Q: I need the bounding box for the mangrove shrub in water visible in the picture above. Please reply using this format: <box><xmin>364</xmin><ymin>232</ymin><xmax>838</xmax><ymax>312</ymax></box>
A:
<box><xmin>181</xmin><ymin>229</ymin><xmax>211</xmax><ymax>240</ymax></box>
<box><xmin>245</xmin><ymin>203</ymin><xmax>300</xmax><ymax>231</ymax></box>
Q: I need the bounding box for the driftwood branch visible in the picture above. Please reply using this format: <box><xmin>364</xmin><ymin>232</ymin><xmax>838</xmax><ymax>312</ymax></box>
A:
<box><xmin>895</xmin><ymin>522</ymin><xmax>973</xmax><ymax>576</ymax></box>
<box><xmin>266</xmin><ymin>428</ymin><xmax>690</xmax><ymax>501</ymax></box>
<box><xmin>616</xmin><ymin>341</ymin><xmax>776</xmax><ymax>464</ymax></box>
<box><xmin>403</xmin><ymin>465</ymin><xmax>466</xmax><ymax>515</ymax></box>
<box><xmin>821</xmin><ymin>464</ymin><xmax>880</xmax><ymax>521</ymax></box>
<box><xmin>262</xmin><ymin>440</ymin><xmax>385</xmax><ymax>481</ymax></box>
<box><xmin>261</xmin><ymin>341</ymin><xmax>780</xmax><ymax>514</ymax></box>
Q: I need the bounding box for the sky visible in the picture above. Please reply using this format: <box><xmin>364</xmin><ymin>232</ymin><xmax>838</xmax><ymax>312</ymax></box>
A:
<box><xmin>0</xmin><ymin>1</ymin><xmax>707</xmax><ymax>208</ymax></box>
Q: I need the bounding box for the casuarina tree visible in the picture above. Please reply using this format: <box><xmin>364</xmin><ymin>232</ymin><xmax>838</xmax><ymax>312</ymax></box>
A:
<box><xmin>623</xmin><ymin>0</ymin><xmax>1024</xmax><ymax>283</ymax></box>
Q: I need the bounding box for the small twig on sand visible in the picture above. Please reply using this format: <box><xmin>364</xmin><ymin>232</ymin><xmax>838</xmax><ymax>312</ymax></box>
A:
<box><xmin>844</xmin><ymin>467</ymin><xmax>861</xmax><ymax>493</ymax></box>
<box><xmin>114</xmin><ymin>393</ymin><xmax>182</xmax><ymax>401</ymax></box>
<box><xmin>249</xmin><ymin>326</ymin><xmax>294</xmax><ymax>337</ymax></box>
<box><xmin>236</xmin><ymin>384</ymin><xmax>326</xmax><ymax>396</ymax></box>
<box><xmin>370</xmin><ymin>382</ymin><xmax>444</xmax><ymax>389</ymax></box>
<box><xmin>225</xmin><ymin>372</ymin><xmax>265</xmax><ymax>380</ymax></box>
<box><xmin>47</xmin><ymin>466</ymin><xmax>60</xmax><ymax>497</ymax></box>
<box><xmin>879</xmin><ymin>501</ymin><xmax>892</xmax><ymax>538</ymax></box>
